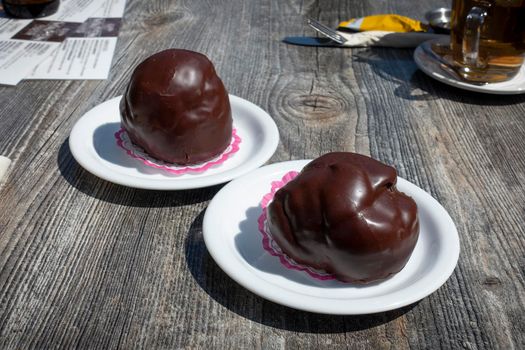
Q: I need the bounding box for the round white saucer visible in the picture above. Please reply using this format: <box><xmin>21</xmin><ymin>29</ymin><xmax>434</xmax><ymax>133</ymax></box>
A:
<box><xmin>203</xmin><ymin>160</ymin><xmax>460</xmax><ymax>315</ymax></box>
<box><xmin>69</xmin><ymin>95</ymin><xmax>279</xmax><ymax>190</ymax></box>
<box><xmin>414</xmin><ymin>38</ymin><xmax>525</xmax><ymax>94</ymax></box>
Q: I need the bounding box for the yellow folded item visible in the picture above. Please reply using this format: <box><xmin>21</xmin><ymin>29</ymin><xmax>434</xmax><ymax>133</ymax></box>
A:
<box><xmin>339</xmin><ymin>14</ymin><xmax>426</xmax><ymax>33</ymax></box>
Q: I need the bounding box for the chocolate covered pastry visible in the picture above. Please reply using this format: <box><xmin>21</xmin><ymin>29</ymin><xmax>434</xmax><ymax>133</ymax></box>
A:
<box><xmin>120</xmin><ymin>49</ymin><xmax>232</xmax><ymax>165</ymax></box>
<box><xmin>267</xmin><ymin>152</ymin><xmax>419</xmax><ymax>283</ymax></box>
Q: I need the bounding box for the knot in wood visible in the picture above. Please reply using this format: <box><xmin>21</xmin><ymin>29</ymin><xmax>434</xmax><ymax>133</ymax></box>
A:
<box><xmin>144</xmin><ymin>11</ymin><xmax>187</xmax><ymax>27</ymax></box>
<box><xmin>482</xmin><ymin>276</ymin><xmax>501</xmax><ymax>287</ymax></box>
<box><xmin>288</xmin><ymin>94</ymin><xmax>344</xmax><ymax>122</ymax></box>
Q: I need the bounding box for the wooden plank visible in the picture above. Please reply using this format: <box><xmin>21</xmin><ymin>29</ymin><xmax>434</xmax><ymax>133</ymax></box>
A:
<box><xmin>0</xmin><ymin>0</ymin><xmax>524</xmax><ymax>349</ymax></box>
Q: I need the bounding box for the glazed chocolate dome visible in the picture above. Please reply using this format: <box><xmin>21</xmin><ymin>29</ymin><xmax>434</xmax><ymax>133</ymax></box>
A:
<box><xmin>120</xmin><ymin>49</ymin><xmax>232</xmax><ymax>165</ymax></box>
<box><xmin>267</xmin><ymin>152</ymin><xmax>419</xmax><ymax>284</ymax></box>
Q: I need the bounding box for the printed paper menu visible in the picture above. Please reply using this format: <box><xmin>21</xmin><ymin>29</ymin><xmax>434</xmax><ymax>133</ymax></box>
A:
<box><xmin>0</xmin><ymin>0</ymin><xmax>126</xmax><ymax>86</ymax></box>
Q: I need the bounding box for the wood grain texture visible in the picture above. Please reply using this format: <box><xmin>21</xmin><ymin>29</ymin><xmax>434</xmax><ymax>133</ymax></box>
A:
<box><xmin>1</xmin><ymin>0</ymin><xmax>524</xmax><ymax>349</ymax></box>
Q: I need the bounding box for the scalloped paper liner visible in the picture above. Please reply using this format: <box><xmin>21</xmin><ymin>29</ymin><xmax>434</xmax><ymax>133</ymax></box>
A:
<box><xmin>115</xmin><ymin>128</ymin><xmax>241</xmax><ymax>175</ymax></box>
<box><xmin>257</xmin><ymin>170</ymin><xmax>338</xmax><ymax>281</ymax></box>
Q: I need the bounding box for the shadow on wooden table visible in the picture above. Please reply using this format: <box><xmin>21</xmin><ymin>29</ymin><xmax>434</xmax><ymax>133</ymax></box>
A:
<box><xmin>185</xmin><ymin>209</ymin><xmax>418</xmax><ymax>333</ymax></box>
<box><xmin>354</xmin><ymin>48</ymin><xmax>525</xmax><ymax>105</ymax></box>
<box><xmin>58</xmin><ymin>139</ymin><xmax>221</xmax><ymax>206</ymax></box>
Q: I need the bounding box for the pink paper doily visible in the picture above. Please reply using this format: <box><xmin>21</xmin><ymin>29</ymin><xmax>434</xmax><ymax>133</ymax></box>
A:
<box><xmin>258</xmin><ymin>171</ymin><xmax>337</xmax><ymax>281</ymax></box>
<box><xmin>115</xmin><ymin>128</ymin><xmax>241</xmax><ymax>175</ymax></box>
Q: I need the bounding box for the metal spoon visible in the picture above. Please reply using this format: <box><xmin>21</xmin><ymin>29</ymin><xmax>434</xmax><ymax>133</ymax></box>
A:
<box><xmin>425</xmin><ymin>8</ymin><xmax>451</xmax><ymax>34</ymax></box>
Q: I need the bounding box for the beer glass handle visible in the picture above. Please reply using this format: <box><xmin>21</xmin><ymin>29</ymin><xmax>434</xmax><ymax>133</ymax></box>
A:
<box><xmin>462</xmin><ymin>6</ymin><xmax>487</xmax><ymax>67</ymax></box>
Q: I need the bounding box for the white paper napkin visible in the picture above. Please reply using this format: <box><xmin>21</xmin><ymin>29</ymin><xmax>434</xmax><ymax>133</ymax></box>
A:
<box><xmin>338</xmin><ymin>31</ymin><xmax>447</xmax><ymax>48</ymax></box>
<box><xmin>0</xmin><ymin>156</ymin><xmax>12</xmax><ymax>183</ymax></box>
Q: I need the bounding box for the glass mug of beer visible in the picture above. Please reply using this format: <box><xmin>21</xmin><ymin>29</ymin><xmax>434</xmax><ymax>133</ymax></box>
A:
<box><xmin>2</xmin><ymin>0</ymin><xmax>60</xmax><ymax>18</ymax></box>
<box><xmin>447</xmin><ymin>0</ymin><xmax>525</xmax><ymax>83</ymax></box>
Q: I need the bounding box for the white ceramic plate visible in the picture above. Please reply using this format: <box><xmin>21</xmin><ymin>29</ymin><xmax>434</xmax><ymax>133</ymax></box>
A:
<box><xmin>414</xmin><ymin>38</ymin><xmax>525</xmax><ymax>94</ymax></box>
<box><xmin>69</xmin><ymin>95</ymin><xmax>279</xmax><ymax>190</ymax></box>
<box><xmin>203</xmin><ymin>160</ymin><xmax>460</xmax><ymax>315</ymax></box>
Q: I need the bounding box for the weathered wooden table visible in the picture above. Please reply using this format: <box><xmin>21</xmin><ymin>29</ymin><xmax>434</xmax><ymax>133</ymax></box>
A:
<box><xmin>1</xmin><ymin>0</ymin><xmax>524</xmax><ymax>349</ymax></box>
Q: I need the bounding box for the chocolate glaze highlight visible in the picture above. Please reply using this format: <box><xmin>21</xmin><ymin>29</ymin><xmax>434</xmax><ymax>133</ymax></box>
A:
<box><xmin>120</xmin><ymin>49</ymin><xmax>232</xmax><ymax>165</ymax></box>
<box><xmin>267</xmin><ymin>152</ymin><xmax>419</xmax><ymax>283</ymax></box>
